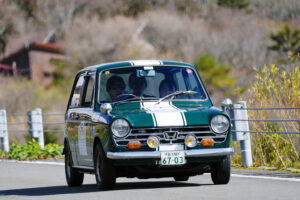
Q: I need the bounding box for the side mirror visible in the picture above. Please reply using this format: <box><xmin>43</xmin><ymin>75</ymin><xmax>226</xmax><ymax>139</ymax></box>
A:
<box><xmin>221</xmin><ymin>98</ymin><xmax>233</xmax><ymax>112</ymax></box>
<box><xmin>100</xmin><ymin>103</ymin><xmax>112</xmax><ymax>115</ymax></box>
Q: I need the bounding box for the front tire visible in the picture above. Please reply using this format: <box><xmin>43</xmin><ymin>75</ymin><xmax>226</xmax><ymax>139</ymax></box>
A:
<box><xmin>65</xmin><ymin>145</ymin><xmax>84</xmax><ymax>187</ymax></box>
<box><xmin>210</xmin><ymin>156</ymin><xmax>231</xmax><ymax>185</ymax></box>
<box><xmin>94</xmin><ymin>143</ymin><xmax>116</xmax><ymax>190</ymax></box>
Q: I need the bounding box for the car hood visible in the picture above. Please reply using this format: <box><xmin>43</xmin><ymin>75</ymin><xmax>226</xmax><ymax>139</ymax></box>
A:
<box><xmin>110</xmin><ymin>101</ymin><xmax>225</xmax><ymax>127</ymax></box>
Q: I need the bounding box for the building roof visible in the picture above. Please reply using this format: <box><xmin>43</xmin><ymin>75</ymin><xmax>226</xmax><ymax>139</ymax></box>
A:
<box><xmin>0</xmin><ymin>42</ymin><xmax>63</xmax><ymax>69</ymax></box>
<box><xmin>0</xmin><ymin>63</ymin><xmax>13</xmax><ymax>71</ymax></box>
<box><xmin>30</xmin><ymin>42</ymin><xmax>62</xmax><ymax>53</ymax></box>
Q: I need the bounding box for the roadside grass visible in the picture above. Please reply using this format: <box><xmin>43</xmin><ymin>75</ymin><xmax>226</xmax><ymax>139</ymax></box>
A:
<box><xmin>0</xmin><ymin>139</ymin><xmax>64</xmax><ymax>160</ymax></box>
<box><xmin>232</xmin><ymin>55</ymin><xmax>300</xmax><ymax>169</ymax></box>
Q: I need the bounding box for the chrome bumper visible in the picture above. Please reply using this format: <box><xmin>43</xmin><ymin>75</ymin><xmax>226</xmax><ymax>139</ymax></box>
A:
<box><xmin>107</xmin><ymin>147</ymin><xmax>234</xmax><ymax>159</ymax></box>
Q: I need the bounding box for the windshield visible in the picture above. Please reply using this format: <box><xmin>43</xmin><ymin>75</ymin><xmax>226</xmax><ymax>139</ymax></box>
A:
<box><xmin>99</xmin><ymin>66</ymin><xmax>207</xmax><ymax>102</ymax></box>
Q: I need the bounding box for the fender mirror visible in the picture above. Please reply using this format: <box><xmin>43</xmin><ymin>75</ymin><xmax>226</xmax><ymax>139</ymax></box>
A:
<box><xmin>221</xmin><ymin>98</ymin><xmax>233</xmax><ymax>112</ymax></box>
<box><xmin>100</xmin><ymin>103</ymin><xmax>112</xmax><ymax>115</ymax></box>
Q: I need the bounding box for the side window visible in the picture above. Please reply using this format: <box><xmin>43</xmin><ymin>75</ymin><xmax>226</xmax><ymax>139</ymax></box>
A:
<box><xmin>82</xmin><ymin>77</ymin><xmax>94</xmax><ymax>107</ymax></box>
<box><xmin>70</xmin><ymin>75</ymin><xmax>85</xmax><ymax>108</ymax></box>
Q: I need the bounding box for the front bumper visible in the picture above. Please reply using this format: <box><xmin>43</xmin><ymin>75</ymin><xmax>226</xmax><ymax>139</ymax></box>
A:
<box><xmin>107</xmin><ymin>146</ymin><xmax>234</xmax><ymax>159</ymax></box>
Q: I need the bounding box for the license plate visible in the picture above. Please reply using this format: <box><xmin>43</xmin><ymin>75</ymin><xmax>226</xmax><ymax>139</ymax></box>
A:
<box><xmin>161</xmin><ymin>152</ymin><xmax>185</xmax><ymax>165</ymax></box>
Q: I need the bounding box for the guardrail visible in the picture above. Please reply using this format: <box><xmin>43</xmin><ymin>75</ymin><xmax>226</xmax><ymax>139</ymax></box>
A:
<box><xmin>0</xmin><ymin>109</ymin><xmax>64</xmax><ymax>151</ymax></box>
<box><xmin>0</xmin><ymin>103</ymin><xmax>299</xmax><ymax>167</ymax></box>
<box><xmin>227</xmin><ymin>101</ymin><xmax>300</xmax><ymax>167</ymax></box>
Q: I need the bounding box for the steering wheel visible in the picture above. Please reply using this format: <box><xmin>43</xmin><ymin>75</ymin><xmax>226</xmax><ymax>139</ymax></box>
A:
<box><xmin>115</xmin><ymin>93</ymin><xmax>138</xmax><ymax>101</ymax></box>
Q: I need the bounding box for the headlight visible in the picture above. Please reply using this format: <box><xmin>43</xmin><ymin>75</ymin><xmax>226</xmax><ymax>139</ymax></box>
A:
<box><xmin>211</xmin><ymin>115</ymin><xmax>229</xmax><ymax>134</ymax></box>
<box><xmin>111</xmin><ymin>119</ymin><xmax>130</xmax><ymax>137</ymax></box>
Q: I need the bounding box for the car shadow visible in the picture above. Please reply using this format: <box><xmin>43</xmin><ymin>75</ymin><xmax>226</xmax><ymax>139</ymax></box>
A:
<box><xmin>0</xmin><ymin>181</ymin><xmax>212</xmax><ymax>196</ymax></box>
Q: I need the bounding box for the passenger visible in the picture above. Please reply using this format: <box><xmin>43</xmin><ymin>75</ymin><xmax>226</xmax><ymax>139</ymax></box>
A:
<box><xmin>159</xmin><ymin>79</ymin><xmax>175</xmax><ymax>98</ymax></box>
<box><xmin>106</xmin><ymin>76</ymin><xmax>126</xmax><ymax>101</ymax></box>
<box><xmin>128</xmin><ymin>73</ymin><xmax>148</xmax><ymax>97</ymax></box>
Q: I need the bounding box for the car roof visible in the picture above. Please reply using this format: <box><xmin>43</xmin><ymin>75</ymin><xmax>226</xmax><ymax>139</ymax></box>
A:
<box><xmin>78</xmin><ymin>60</ymin><xmax>195</xmax><ymax>73</ymax></box>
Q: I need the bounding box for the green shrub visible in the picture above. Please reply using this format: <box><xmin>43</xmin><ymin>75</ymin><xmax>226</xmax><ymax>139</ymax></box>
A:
<box><xmin>1</xmin><ymin>139</ymin><xmax>63</xmax><ymax>160</ymax></box>
<box><xmin>44</xmin><ymin>132</ymin><xmax>59</xmax><ymax>144</ymax></box>
<box><xmin>0</xmin><ymin>149</ymin><xmax>5</xmax><ymax>158</ymax></box>
<box><xmin>24</xmin><ymin>132</ymin><xmax>59</xmax><ymax>145</ymax></box>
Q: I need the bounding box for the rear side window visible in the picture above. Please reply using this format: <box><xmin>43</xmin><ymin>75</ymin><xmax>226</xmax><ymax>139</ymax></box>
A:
<box><xmin>70</xmin><ymin>75</ymin><xmax>85</xmax><ymax>108</ymax></box>
<box><xmin>82</xmin><ymin>77</ymin><xmax>94</xmax><ymax>107</ymax></box>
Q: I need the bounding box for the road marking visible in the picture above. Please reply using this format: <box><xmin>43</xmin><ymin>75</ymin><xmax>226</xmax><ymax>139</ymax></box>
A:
<box><xmin>1</xmin><ymin>160</ymin><xmax>299</xmax><ymax>182</ymax></box>
<box><xmin>231</xmin><ymin>174</ymin><xmax>300</xmax><ymax>182</ymax></box>
<box><xmin>0</xmin><ymin>159</ymin><xmax>64</xmax><ymax>166</ymax></box>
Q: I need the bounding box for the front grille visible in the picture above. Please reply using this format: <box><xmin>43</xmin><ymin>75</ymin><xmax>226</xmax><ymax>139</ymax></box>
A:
<box><xmin>113</xmin><ymin>126</ymin><xmax>228</xmax><ymax>147</ymax></box>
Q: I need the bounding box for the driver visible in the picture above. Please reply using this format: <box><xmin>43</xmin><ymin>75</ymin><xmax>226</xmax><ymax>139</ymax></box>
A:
<box><xmin>106</xmin><ymin>76</ymin><xmax>126</xmax><ymax>101</ymax></box>
<box><xmin>129</xmin><ymin>73</ymin><xmax>149</xmax><ymax>97</ymax></box>
<box><xmin>159</xmin><ymin>79</ymin><xmax>175</xmax><ymax>98</ymax></box>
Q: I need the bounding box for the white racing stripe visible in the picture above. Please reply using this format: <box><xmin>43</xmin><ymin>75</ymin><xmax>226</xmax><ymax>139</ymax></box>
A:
<box><xmin>131</xmin><ymin>60</ymin><xmax>162</xmax><ymax>66</ymax></box>
<box><xmin>142</xmin><ymin>102</ymin><xmax>186</xmax><ymax>127</ymax></box>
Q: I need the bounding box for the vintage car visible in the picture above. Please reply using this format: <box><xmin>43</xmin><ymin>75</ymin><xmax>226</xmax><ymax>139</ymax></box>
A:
<box><xmin>63</xmin><ymin>60</ymin><xmax>234</xmax><ymax>190</ymax></box>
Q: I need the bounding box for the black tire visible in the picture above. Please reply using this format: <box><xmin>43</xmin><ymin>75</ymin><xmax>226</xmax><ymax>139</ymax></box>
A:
<box><xmin>210</xmin><ymin>156</ymin><xmax>231</xmax><ymax>185</ymax></box>
<box><xmin>65</xmin><ymin>144</ymin><xmax>84</xmax><ymax>187</ymax></box>
<box><xmin>174</xmin><ymin>175</ymin><xmax>189</xmax><ymax>181</ymax></box>
<box><xmin>94</xmin><ymin>143</ymin><xmax>116</xmax><ymax>190</ymax></box>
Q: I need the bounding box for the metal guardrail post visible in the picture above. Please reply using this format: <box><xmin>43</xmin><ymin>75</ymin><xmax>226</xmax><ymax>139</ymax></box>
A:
<box><xmin>0</xmin><ymin>110</ymin><xmax>9</xmax><ymax>152</ymax></box>
<box><xmin>28</xmin><ymin>108</ymin><xmax>44</xmax><ymax>149</ymax></box>
<box><xmin>230</xmin><ymin>101</ymin><xmax>253</xmax><ymax>167</ymax></box>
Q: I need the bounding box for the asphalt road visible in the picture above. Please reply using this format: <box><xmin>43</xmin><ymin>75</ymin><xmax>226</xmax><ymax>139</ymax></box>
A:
<box><xmin>0</xmin><ymin>160</ymin><xmax>300</xmax><ymax>200</ymax></box>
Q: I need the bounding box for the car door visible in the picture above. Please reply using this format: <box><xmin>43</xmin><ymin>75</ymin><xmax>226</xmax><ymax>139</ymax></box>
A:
<box><xmin>66</xmin><ymin>73</ymin><xmax>85</xmax><ymax>167</ymax></box>
<box><xmin>77</xmin><ymin>74</ymin><xmax>95</xmax><ymax>167</ymax></box>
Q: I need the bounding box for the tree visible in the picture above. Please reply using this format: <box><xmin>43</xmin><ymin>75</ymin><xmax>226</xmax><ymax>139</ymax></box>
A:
<box><xmin>269</xmin><ymin>24</ymin><xmax>300</xmax><ymax>57</ymax></box>
<box><xmin>0</xmin><ymin>25</ymin><xmax>13</xmax><ymax>55</ymax></box>
<box><xmin>12</xmin><ymin>0</ymin><xmax>37</xmax><ymax>19</ymax></box>
<box><xmin>217</xmin><ymin>0</ymin><xmax>250</xmax><ymax>9</ymax></box>
<box><xmin>194</xmin><ymin>53</ymin><xmax>236</xmax><ymax>97</ymax></box>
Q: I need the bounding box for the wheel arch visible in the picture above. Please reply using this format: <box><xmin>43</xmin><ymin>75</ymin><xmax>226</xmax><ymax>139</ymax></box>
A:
<box><xmin>63</xmin><ymin>137</ymin><xmax>71</xmax><ymax>154</ymax></box>
<box><xmin>93</xmin><ymin>136</ymin><xmax>104</xmax><ymax>161</ymax></box>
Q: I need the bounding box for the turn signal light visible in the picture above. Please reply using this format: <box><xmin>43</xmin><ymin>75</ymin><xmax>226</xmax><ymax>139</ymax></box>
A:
<box><xmin>128</xmin><ymin>141</ymin><xmax>141</xmax><ymax>149</ymax></box>
<box><xmin>201</xmin><ymin>139</ymin><xmax>215</xmax><ymax>146</ymax></box>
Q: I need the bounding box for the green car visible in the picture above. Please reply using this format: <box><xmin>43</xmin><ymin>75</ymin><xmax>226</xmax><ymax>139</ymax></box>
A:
<box><xmin>63</xmin><ymin>60</ymin><xmax>234</xmax><ymax>190</ymax></box>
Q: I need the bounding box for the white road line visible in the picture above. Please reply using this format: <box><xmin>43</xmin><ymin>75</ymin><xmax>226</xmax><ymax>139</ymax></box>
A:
<box><xmin>0</xmin><ymin>159</ymin><xmax>64</xmax><ymax>166</ymax></box>
<box><xmin>231</xmin><ymin>174</ymin><xmax>300</xmax><ymax>182</ymax></box>
<box><xmin>1</xmin><ymin>159</ymin><xmax>299</xmax><ymax>182</ymax></box>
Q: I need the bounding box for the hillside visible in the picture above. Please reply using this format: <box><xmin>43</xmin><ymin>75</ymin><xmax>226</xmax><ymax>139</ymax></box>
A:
<box><xmin>1</xmin><ymin>0</ymin><xmax>300</xmax><ymax>112</ymax></box>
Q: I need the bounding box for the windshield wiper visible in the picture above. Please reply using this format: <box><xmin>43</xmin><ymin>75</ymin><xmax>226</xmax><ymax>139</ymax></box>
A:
<box><xmin>117</xmin><ymin>96</ymin><xmax>158</xmax><ymax>103</ymax></box>
<box><xmin>156</xmin><ymin>90</ymin><xmax>198</xmax><ymax>104</ymax></box>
